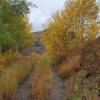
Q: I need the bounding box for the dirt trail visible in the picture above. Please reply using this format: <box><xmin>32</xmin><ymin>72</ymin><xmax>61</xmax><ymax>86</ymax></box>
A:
<box><xmin>49</xmin><ymin>71</ymin><xmax>66</xmax><ymax>100</ymax></box>
<box><xmin>12</xmin><ymin>73</ymin><xmax>33</xmax><ymax>100</ymax></box>
<box><xmin>12</xmin><ymin>70</ymin><xmax>66</xmax><ymax>100</ymax></box>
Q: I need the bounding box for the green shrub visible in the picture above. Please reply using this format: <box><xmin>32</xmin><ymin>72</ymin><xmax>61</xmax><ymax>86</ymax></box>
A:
<box><xmin>37</xmin><ymin>53</ymin><xmax>58</xmax><ymax>68</ymax></box>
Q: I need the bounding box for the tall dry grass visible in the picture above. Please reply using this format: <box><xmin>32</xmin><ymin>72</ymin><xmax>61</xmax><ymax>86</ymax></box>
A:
<box><xmin>32</xmin><ymin>67</ymin><xmax>53</xmax><ymax>100</ymax></box>
<box><xmin>31</xmin><ymin>53</ymin><xmax>54</xmax><ymax>100</ymax></box>
<box><xmin>0</xmin><ymin>55</ymin><xmax>7</xmax><ymax>73</ymax></box>
<box><xmin>0</xmin><ymin>52</ymin><xmax>20</xmax><ymax>73</ymax></box>
<box><xmin>65</xmin><ymin>70</ymin><xmax>100</xmax><ymax>100</ymax></box>
<box><xmin>0</xmin><ymin>56</ymin><xmax>34</xmax><ymax>100</ymax></box>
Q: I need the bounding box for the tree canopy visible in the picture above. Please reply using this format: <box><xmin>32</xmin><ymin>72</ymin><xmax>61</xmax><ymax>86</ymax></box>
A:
<box><xmin>0</xmin><ymin>0</ymin><xmax>33</xmax><ymax>53</ymax></box>
<box><xmin>42</xmin><ymin>0</ymin><xmax>100</xmax><ymax>58</ymax></box>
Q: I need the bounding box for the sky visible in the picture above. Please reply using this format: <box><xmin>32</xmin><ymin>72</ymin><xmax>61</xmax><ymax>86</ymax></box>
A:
<box><xmin>28</xmin><ymin>0</ymin><xmax>100</xmax><ymax>32</ymax></box>
<box><xmin>28</xmin><ymin>0</ymin><xmax>66</xmax><ymax>32</ymax></box>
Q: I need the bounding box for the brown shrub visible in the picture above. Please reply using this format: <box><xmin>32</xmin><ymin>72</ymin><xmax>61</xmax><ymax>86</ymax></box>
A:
<box><xmin>59</xmin><ymin>55</ymin><xmax>81</xmax><ymax>78</ymax></box>
<box><xmin>81</xmin><ymin>37</ymin><xmax>100</xmax><ymax>74</ymax></box>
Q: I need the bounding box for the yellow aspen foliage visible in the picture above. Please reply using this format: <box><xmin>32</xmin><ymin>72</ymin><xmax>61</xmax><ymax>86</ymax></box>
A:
<box><xmin>42</xmin><ymin>12</ymin><xmax>68</xmax><ymax>57</ymax></box>
<box><xmin>88</xmin><ymin>22</ymin><xmax>100</xmax><ymax>41</ymax></box>
<box><xmin>22</xmin><ymin>16</ymin><xmax>34</xmax><ymax>48</ymax></box>
<box><xmin>41</xmin><ymin>0</ymin><xmax>99</xmax><ymax>59</ymax></box>
<box><xmin>65</xmin><ymin>0</ymin><xmax>99</xmax><ymax>40</ymax></box>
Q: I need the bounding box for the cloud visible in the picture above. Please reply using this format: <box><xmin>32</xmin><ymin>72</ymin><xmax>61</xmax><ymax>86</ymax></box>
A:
<box><xmin>28</xmin><ymin>8</ymin><xmax>49</xmax><ymax>31</ymax></box>
<box><xmin>27</xmin><ymin>0</ymin><xmax>66</xmax><ymax>32</ymax></box>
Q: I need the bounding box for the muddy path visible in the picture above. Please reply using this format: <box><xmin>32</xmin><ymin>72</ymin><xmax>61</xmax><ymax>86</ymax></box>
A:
<box><xmin>12</xmin><ymin>73</ymin><xmax>33</xmax><ymax>100</ymax></box>
<box><xmin>49</xmin><ymin>71</ymin><xmax>66</xmax><ymax>100</ymax></box>
<box><xmin>12</xmin><ymin>70</ymin><xmax>67</xmax><ymax>100</ymax></box>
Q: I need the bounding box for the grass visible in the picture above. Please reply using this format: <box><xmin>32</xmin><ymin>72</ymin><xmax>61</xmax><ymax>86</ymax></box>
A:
<box><xmin>0</xmin><ymin>52</ymin><xmax>19</xmax><ymax>73</ymax></box>
<box><xmin>37</xmin><ymin>53</ymin><xmax>58</xmax><ymax>68</ymax></box>
<box><xmin>31</xmin><ymin>53</ymin><xmax>53</xmax><ymax>100</ymax></box>
<box><xmin>32</xmin><ymin>66</ymin><xmax>53</xmax><ymax>100</ymax></box>
<box><xmin>65</xmin><ymin>70</ymin><xmax>100</xmax><ymax>100</ymax></box>
<box><xmin>0</xmin><ymin>56</ymin><xmax>34</xmax><ymax>100</ymax></box>
<box><xmin>0</xmin><ymin>55</ymin><xmax>7</xmax><ymax>73</ymax></box>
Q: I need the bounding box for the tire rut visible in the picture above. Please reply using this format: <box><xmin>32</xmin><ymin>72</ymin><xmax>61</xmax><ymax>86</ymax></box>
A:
<box><xmin>49</xmin><ymin>71</ymin><xmax>66</xmax><ymax>100</ymax></box>
<box><xmin>12</xmin><ymin>70</ymin><xmax>67</xmax><ymax>100</ymax></box>
<box><xmin>12</xmin><ymin>74</ymin><xmax>33</xmax><ymax>100</ymax></box>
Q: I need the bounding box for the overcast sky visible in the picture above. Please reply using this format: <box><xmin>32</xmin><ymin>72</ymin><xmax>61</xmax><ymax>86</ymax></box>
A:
<box><xmin>28</xmin><ymin>0</ymin><xmax>100</xmax><ymax>32</ymax></box>
<box><xmin>28</xmin><ymin>0</ymin><xmax>66</xmax><ymax>31</ymax></box>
